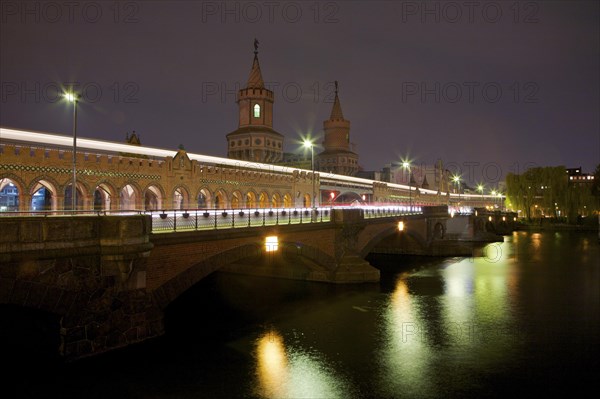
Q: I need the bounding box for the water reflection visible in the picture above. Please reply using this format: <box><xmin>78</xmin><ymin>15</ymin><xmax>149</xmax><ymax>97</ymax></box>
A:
<box><xmin>254</xmin><ymin>329</ymin><xmax>349</xmax><ymax>399</ymax></box>
<box><xmin>379</xmin><ymin>238</ymin><xmax>525</xmax><ymax>397</ymax></box>
<box><xmin>380</xmin><ymin>276</ymin><xmax>435</xmax><ymax>398</ymax></box>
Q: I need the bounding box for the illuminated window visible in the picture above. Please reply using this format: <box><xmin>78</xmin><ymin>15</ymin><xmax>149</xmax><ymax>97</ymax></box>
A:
<box><xmin>254</xmin><ymin>104</ymin><xmax>261</xmax><ymax>118</ymax></box>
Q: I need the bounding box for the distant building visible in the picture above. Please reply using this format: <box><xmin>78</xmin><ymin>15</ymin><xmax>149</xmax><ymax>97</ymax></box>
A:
<box><xmin>378</xmin><ymin>160</ymin><xmax>452</xmax><ymax>193</ymax></box>
<box><xmin>566</xmin><ymin>166</ymin><xmax>595</xmax><ymax>185</ymax></box>
<box><xmin>0</xmin><ymin>181</ymin><xmax>19</xmax><ymax>211</ymax></box>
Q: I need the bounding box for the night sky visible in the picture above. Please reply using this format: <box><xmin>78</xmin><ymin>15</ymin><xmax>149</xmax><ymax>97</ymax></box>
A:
<box><xmin>1</xmin><ymin>1</ymin><xmax>598</xmax><ymax>187</ymax></box>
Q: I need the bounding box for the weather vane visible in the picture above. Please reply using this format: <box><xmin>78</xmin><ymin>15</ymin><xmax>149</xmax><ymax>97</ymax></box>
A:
<box><xmin>335</xmin><ymin>80</ymin><xmax>338</xmax><ymax>94</ymax></box>
<box><xmin>254</xmin><ymin>38</ymin><xmax>259</xmax><ymax>54</ymax></box>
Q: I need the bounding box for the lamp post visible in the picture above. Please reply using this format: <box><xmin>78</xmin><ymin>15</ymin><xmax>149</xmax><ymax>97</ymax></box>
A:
<box><xmin>452</xmin><ymin>175</ymin><xmax>460</xmax><ymax>209</ymax></box>
<box><xmin>402</xmin><ymin>161</ymin><xmax>411</xmax><ymax>211</ymax></box>
<box><xmin>65</xmin><ymin>92</ymin><xmax>80</xmax><ymax>212</ymax></box>
<box><xmin>477</xmin><ymin>184</ymin><xmax>484</xmax><ymax>207</ymax></box>
<box><xmin>303</xmin><ymin>139</ymin><xmax>316</xmax><ymax>209</ymax></box>
<box><xmin>497</xmin><ymin>192</ymin><xmax>503</xmax><ymax>211</ymax></box>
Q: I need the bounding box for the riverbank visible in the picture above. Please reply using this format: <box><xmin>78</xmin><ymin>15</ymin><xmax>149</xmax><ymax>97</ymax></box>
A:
<box><xmin>515</xmin><ymin>223</ymin><xmax>599</xmax><ymax>232</ymax></box>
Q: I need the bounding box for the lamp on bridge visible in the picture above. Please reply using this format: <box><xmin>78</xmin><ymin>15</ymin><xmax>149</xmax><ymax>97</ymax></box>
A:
<box><xmin>303</xmin><ymin>139</ymin><xmax>316</xmax><ymax>209</ymax></box>
<box><xmin>64</xmin><ymin>92</ymin><xmax>81</xmax><ymax>212</ymax></box>
<box><xmin>452</xmin><ymin>175</ymin><xmax>461</xmax><ymax>203</ymax></box>
<box><xmin>477</xmin><ymin>184</ymin><xmax>484</xmax><ymax>205</ymax></box>
<box><xmin>402</xmin><ymin>160</ymin><xmax>412</xmax><ymax>211</ymax></box>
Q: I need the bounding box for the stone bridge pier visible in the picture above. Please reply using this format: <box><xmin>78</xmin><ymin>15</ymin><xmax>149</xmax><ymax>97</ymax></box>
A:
<box><xmin>0</xmin><ymin>216</ymin><xmax>157</xmax><ymax>360</ymax></box>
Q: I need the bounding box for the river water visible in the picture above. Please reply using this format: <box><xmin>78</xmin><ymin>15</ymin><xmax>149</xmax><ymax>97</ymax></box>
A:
<box><xmin>12</xmin><ymin>231</ymin><xmax>600</xmax><ymax>398</ymax></box>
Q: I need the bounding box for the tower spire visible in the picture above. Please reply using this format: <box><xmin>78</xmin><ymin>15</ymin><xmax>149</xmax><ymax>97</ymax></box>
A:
<box><xmin>329</xmin><ymin>80</ymin><xmax>344</xmax><ymax>120</ymax></box>
<box><xmin>247</xmin><ymin>39</ymin><xmax>264</xmax><ymax>89</ymax></box>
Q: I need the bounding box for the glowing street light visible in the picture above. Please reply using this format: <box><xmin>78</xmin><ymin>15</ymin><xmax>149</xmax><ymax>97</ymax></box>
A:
<box><xmin>65</xmin><ymin>92</ymin><xmax>80</xmax><ymax>211</ymax></box>
<box><xmin>303</xmin><ymin>139</ymin><xmax>316</xmax><ymax>209</ymax></box>
<box><xmin>452</xmin><ymin>175</ymin><xmax>461</xmax><ymax>202</ymax></box>
<box><xmin>477</xmin><ymin>184</ymin><xmax>484</xmax><ymax>205</ymax></box>
<box><xmin>402</xmin><ymin>160</ymin><xmax>412</xmax><ymax>210</ymax></box>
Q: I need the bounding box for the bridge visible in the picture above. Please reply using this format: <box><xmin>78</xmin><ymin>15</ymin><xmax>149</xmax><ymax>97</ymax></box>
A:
<box><xmin>0</xmin><ymin>127</ymin><xmax>503</xmax><ymax>213</ymax></box>
<box><xmin>0</xmin><ymin>127</ymin><xmax>515</xmax><ymax>360</ymax></box>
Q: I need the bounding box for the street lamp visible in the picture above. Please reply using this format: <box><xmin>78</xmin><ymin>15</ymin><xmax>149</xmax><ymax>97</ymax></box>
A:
<box><xmin>65</xmin><ymin>92</ymin><xmax>80</xmax><ymax>212</ymax></box>
<box><xmin>452</xmin><ymin>175</ymin><xmax>461</xmax><ymax>202</ymax></box>
<box><xmin>402</xmin><ymin>161</ymin><xmax>412</xmax><ymax>211</ymax></box>
<box><xmin>303</xmin><ymin>139</ymin><xmax>316</xmax><ymax>209</ymax></box>
<box><xmin>477</xmin><ymin>184</ymin><xmax>484</xmax><ymax>206</ymax></box>
<box><xmin>497</xmin><ymin>191</ymin><xmax>503</xmax><ymax>211</ymax></box>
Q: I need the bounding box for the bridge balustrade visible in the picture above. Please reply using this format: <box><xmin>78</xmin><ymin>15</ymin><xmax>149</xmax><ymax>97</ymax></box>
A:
<box><xmin>0</xmin><ymin>205</ymin><xmax>427</xmax><ymax>233</ymax></box>
<box><xmin>147</xmin><ymin>207</ymin><xmax>332</xmax><ymax>232</ymax></box>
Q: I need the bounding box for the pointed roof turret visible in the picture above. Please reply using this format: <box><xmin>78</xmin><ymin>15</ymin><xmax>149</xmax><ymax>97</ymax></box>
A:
<box><xmin>329</xmin><ymin>81</ymin><xmax>345</xmax><ymax>120</ymax></box>
<box><xmin>421</xmin><ymin>174</ymin><xmax>430</xmax><ymax>189</ymax></box>
<box><xmin>247</xmin><ymin>39</ymin><xmax>265</xmax><ymax>89</ymax></box>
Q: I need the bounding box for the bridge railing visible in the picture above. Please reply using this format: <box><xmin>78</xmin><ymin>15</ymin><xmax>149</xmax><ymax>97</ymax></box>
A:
<box><xmin>362</xmin><ymin>205</ymin><xmax>423</xmax><ymax>219</ymax></box>
<box><xmin>146</xmin><ymin>207</ymin><xmax>333</xmax><ymax>233</ymax></box>
<box><xmin>0</xmin><ymin>205</ymin><xmax>429</xmax><ymax>232</ymax></box>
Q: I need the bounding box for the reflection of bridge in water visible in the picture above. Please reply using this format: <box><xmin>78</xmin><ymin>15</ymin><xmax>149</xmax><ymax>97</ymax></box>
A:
<box><xmin>0</xmin><ymin>127</ymin><xmax>502</xmax><ymax>213</ymax></box>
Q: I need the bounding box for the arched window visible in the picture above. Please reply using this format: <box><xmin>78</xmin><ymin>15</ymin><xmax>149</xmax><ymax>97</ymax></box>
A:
<box><xmin>253</xmin><ymin>103</ymin><xmax>260</xmax><ymax>118</ymax></box>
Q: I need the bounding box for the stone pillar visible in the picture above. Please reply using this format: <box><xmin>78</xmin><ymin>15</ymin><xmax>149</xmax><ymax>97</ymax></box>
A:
<box><xmin>19</xmin><ymin>193</ymin><xmax>31</xmax><ymax>212</ymax></box>
<box><xmin>330</xmin><ymin>208</ymin><xmax>380</xmax><ymax>283</ymax></box>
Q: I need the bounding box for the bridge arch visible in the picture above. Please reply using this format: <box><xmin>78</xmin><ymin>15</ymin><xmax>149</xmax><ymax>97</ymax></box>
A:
<box><xmin>0</xmin><ymin>175</ymin><xmax>25</xmax><ymax>211</ymax></box>
<box><xmin>93</xmin><ymin>181</ymin><xmax>117</xmax><ymax>211</ymax></box>
<box><xmin>62</xmin><ymin>179</ymin><xmax>90</xmax><ymax>211</ymax></box>
<box><xmin>119</xmin><ymin>182</ymin><xmax>142</xmax><ymax>210</ymax></box>
<box><xmin>283</xmin><ymin>193</ymin><xmax>292</xmax><ymax>207</ymax></box>
<box><xmin>332</xmin><ymin>191</ymin><xmax>363</xmax><ymax>205</ymax></box>
<box><xmin>196</xmin><ymin>187</ymin><xmax>211</xmax><ymax>208</ymax></box>
<box><xmin>245</xmin><ymin>191</ymin><xmax>257</xmax><ymax>208</ymax></box>
<box><xmin>360</xmin><ymin>223</ymin><xmax>428</xmax><ymax>258</ymax></box>
<box><xmin>231</xmin><ymin>190</ymin><xmax>243</xmax><ymax>208</ymax></box>
<box><xmin>258</xmin><ymin>191</ymin><xmax>269</xmax><ymax>208</ymax></box>
<box><xmin>271</xmin><ymin>192</ymin><xmax>282</xmax><ymax>208</ymax></box>
<box><xmin>214</xmin><ymin>189</ymin><xmax>228</xmax><ymax>209</ymax></box>
<box><xmin>153</xmin><ymin>241</ymin><xmax>336</xmax><ymax>309</ymax></box>
<box><xmin>302</xmin><ymin>194</ymin><xmax>312</xmax><ymax>208</ymax></box>
<box><xmin>28</xmin><ymin>176</ymin><xmax>61</xmax><ymax>211</ymax></box>
<box><xmin>172</xmin><ymin>185</ymin><xmax>190</xmax><ymax>210</ymax></box>
<box><xmin>143</xmin><ymin>183</ymin><xmax>165</xmax><ymax>210</ymax></box>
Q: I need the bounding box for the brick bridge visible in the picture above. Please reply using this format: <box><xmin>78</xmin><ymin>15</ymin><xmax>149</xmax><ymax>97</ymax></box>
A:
<box><xmin>0</xmin><ymin>206</ymin><xmax>515</xmax><ymax>360</ymax></box>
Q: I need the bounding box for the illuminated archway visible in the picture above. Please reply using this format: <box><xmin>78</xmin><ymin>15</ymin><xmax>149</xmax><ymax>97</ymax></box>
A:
<box><xmin>93</xmin><ymin>183</ymin><xmax>114</xmax><ymax>211</ymax></box>
<box><xmin>246</xmin><ymin>191</ymin><xmax>257</xmax><ymax>208</ymax></box>
<box><xmin>144</xmin><ymin>185</ymin><xmax>163</xmax><ymax>210</ymax></box>
<box><xmin>259</xmin><ymin>192</ymin><xmax>269</xmax><ymax>208</ymax></box>
<box><xmin>173</xmin><ymin>186</ymin><xmax>189</xmax><ymax>210</ymax></box>
<box><xmin>271</xmin><ymin>192</ymin><xmax>281</xmax><ymax>208</ymax></box>
<box><xmin>214</xmin><ymin>190</ymin><xmax>228</xmax><ymax>209</ymax></box>
<box><xmin>119</xmin><ymin>184</ymin><xmax>140</xmax><ymax>210</ymax></box>
<box><xmin>283</xmin><ymin>193</ymin><xmax>292</xmax><ymax>208</ymax></box>
<box><xmin>197</xmin><ymin>188</ymin><xmax>211</xmax><ymax>208</ymax></box>
<box><xmin>303</xmin><ymin>194</ymin><xmax>311</xmax><ymax>208</ymax></box>
<box><xmin>30</xmin><ymin>179</ymin><xmax>58</xmax><ymax>211</ymax></box>
<box><xmin>0</xmin><ymin>178</ymin><xmax>20</xmax><ymax>212</ymax></box>
<box><xmin>231</xmin><ymin>191</ymin><xmax>242</xmax><ymax>208</ymax></box>
<box><xmin>63</xmin><ymin>182</ymin><xmax>85</xmax><ymax>211</ymax></box>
